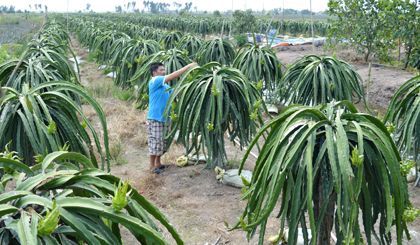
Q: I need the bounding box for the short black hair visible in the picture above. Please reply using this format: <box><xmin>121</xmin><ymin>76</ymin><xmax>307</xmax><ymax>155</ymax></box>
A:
<box><xmin>150</xmin><ymin>62</ymin><xmax>164</xmax><ymax>76</ymax></box>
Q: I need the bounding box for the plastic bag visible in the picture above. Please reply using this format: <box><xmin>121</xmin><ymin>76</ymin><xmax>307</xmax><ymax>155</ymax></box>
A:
<box><xmin>214</xmin><ymin>167</ymin><xmax>252</xmax><ymax>188</ymax></box>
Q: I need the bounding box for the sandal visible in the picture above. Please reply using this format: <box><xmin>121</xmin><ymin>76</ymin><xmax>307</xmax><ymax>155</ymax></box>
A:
<box><xmin>153</xmin><ymin>168</ymin><xmax>164</xmax><ymax>174</ymax></box>
<box><xmin>158</xmin><ymin>164</ymin><xmax>171</xmax><ymax>169</ymax></box>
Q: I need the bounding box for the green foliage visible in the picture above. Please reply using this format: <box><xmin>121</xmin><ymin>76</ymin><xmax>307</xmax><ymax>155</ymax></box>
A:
<box><xmin>0</xmin><ymin>150</ymin><xmax>183</xmax><ymax>244</ymax></box>
<box><xmin>0</xmin><ymin>43</ymin><xmax>22</xmax><ymax>63</ymax></box>
<box><xmin>327</xmin><ymin>0</ymin><xmax>395</xmax><ymax>62</ymax></box>
<box><xmin>0</xmin><ymin>82</ymin><xmax>110</xmax><ymax>170</ymax></box>
<box><xmin>160</xmin><ymin>31</ymin><xmax>184</xmax><ymax>50</ymax></box>
<box><xmin>213</xmin><ymin>10</ymin><xmax>221</xmax><ymax>17</ymax></box>
<box><xmin>145</xmin><ymin>29</ymin><xmax>163</xmax><ymax>42</ymax></box>
<box><xmin>233</xmin><ymin>34</ymin><xmax>248</xmax><ymax>48</ymax></box>
<box><xmin>112</xmin><ymin>38</ymin><xmax>161</xmax><ymax>88</ymax></box>
<box><xmin>233</xmin><ymin>43</ymin><xmax>282</xmax><ymax>96</ymax></box>
<box><xmin>163</xmin><ymin>63</ymin><xmax>265</xmax><ymax>167</ymax></box>
<box><xmin>408</xmin><ymin>47</ymin><xmax>420</xmax><ymax>70</ymax></box>
<box><xmin>384</xmin><ymin>0</ymin><xmax>420</xmax><ymax>68</ymax></box>
<box><xmin>177</xmin><ymin>34</ymin><xmax>204</xmax><ymax>58</ymax></box>
<box><xmin>196</xmin><ymin>38</ymin><xmax>236</xmax><ymax>66</ymax></box>
<box><xmin>232</xmin><ymin>10</ymin><xmax>256</xmax><ymax>35</ymax></box>
<box><xmin>112</xmin><ymin>87</ymin><xmax>135</xmax><ymax>101</ymax></box>
<box><xmin>384</xmin><ymin>75</ymin><xmax>420</xmax><ymax>163</ymax></box>
<box><xmin>233</xmin><ymin>101</ymin><xmax>411</xmax><ymax>245</ymax></box>
<box><xmin>0</xmin><ymin>27</ymin><xmax>79</xmax><ymax>91</ymax></box>
<box><xmin>277</xmin><ymin>55</ymin><xmax>365</xmax><ymax>106</ymax></box>
<box><xmin>86</xmin><ymin>82</ymin><xmax>113</xmax><ymax>98</ymax></box>
<box><xmin>92</xmin><ymin>31</ymin><xmax>130</xmax><ymax>65</ymax></box>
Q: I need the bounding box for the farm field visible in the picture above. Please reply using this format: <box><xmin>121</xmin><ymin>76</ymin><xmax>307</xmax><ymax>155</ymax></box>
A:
<box><xmin>1</xmin><ymin>4</ymin><xmax>420</xmax><ymax>245</ymax></box>
<box><xmin>68</xmin><ymin>36</ymin><xmax>420</xmax><ymax>244</ymax></box>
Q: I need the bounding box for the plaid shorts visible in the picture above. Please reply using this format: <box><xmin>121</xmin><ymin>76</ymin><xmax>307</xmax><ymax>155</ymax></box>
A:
<box><xmin>147</xmin><ymin>119</ymin><xmax>170</xmax><ymax>156</ymax></box>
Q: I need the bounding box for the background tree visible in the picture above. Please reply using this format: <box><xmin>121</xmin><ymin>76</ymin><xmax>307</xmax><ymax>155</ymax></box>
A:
<box><xmin>213</xmin><ymin>10</ymin><xmax>221</xmax><ymax>17</ymax></box>
<box><xmin>301</xmin><ymin>9</ymin><xmax>310</xmax><ymax>15</ymax></box>
<box><xmin>385</xmin><ymin>0</ymin><xmax>420</xmax><ymax>68</ymax></box>
<box><xmin>172</xmin><ymin>1</ymin><xmax>182</xmax><ymax>13</ymax></box>
<box><xmin>327</xmin><ymin>0</ymin><xmax>395</xmax><ymax>104</ymax></box>
<box><xmin>232</xmin><ymin>9</ymin><xmax>256</xmax><ymax>35</ymax></box>
<box><xmin>86</xmin><ymin>3</ymin><xmax>91</xmax><ymax>11</ymax></box>
<box><xmin>183</xmin><ymin>2</ymin><xmax>192</xmax><ymax>12</ymax></box>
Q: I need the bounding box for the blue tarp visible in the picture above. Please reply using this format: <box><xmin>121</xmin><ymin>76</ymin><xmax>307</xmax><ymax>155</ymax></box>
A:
<box><xmin>269</xmin><ymin>29</ymin><xmax>277</xmax><ymax>39</ymax></box>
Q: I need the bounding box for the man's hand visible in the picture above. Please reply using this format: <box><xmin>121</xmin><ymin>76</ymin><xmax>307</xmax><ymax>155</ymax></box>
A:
<box><xmin>187</xmin><ymin>63</ymin><xmax>198</xmax><ymax>69</ymax></box>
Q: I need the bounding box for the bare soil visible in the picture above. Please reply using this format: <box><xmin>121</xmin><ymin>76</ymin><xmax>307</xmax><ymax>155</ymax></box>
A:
<box><xmin>70</xmin><ymin>37</ymin><xmax>420</xmax><ymax>245</ymax></box>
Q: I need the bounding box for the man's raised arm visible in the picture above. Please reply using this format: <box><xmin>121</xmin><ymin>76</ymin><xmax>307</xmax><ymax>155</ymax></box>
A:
<box><xmin>165</xmin><ymin>63</ymin><xmax>197</xmax><ymax>83</ymax></box>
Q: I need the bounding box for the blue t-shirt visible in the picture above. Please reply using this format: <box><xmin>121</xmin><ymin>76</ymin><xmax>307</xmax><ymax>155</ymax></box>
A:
<box><xmin>147</xmin><ymin>76</ymin><xmax>172</xmax><ymax>122</ymax></box>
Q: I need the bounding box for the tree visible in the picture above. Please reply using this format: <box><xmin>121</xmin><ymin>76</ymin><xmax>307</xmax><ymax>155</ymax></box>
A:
<box><xmin>234</xmin><ymin>101</ymin><xmax>412</xmax><ymax>245</ymax></box>
<box><xmin>183</xmin><ymin>1</ymin><xmax>192</xmax><ymax>12</ymax></box>
<box><xmin>86</xmin><ymin>3</ymin><xmax>91</xmax><ymax>11</ymax></box>
<box><xmin>163</xmin><ymin>63</ymin><xmax>265</xmax><ymax>167</ymax></box>
<box><xmin>232</xmin><ymin>9</ymin><xmax>256</xmax><ymax>35</ymax></box>
<box><xmin>7</xmin><ymin>5</ymin><xmax>15</xmax><ymax>13</ymax></box>
<box><xmin>327</xmin><ymin>0</ymin><xmax>395</xmax><ymax>104</ymax></box>
<box><xmin>172</xmin><ymin>1</ymin><xmax>182</xmax><ymax>13</ymax></box>
<box><xmin>115</xmin><ymin>5</ymin><xmax>122</xmax><ymax>13</ymax></box>
<box><xmin>213</xmin><ymin>10</ymin><xmax>221</xmax><ymax>17</ymax></box>
<box><xmin>301</xmin><ymin>9</ymin><xmax>310</xmax><ymax>15</ymax></box>
<box><xmin>277</xmin><ymin>55</ymin><xmax>365</xmax><ymax>106</ymax></box>
<box><xmin>327</xmin><ymin>0</ymin><xmax>393</xmax><ymax>62</ymax></box>
<box><xmin>385</xmin><ymin>0</ymin><xmax>420</xmax><ymax>68</ymax></box>
<box><xmin>28</xmin><ymin>4</ymin><xmax>31</xmax><ymax>11</ymax></box>
<box><xmin>284</xmin><ymin>8</ymin><xmax>297</xmax><ymax>15</ymax></box>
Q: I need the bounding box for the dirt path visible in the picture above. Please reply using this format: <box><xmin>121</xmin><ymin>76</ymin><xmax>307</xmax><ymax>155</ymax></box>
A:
<box><xmin>70</xmin><ymin>37</ymin><xmax>420</xmax><ymax>245</ymax></box>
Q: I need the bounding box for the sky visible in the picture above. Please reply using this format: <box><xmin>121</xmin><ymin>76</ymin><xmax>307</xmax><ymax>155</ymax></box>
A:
<box><xmin>7</xmin><ymin>0</ymin><xmax>330</xmax><ymax>13</ymax></box>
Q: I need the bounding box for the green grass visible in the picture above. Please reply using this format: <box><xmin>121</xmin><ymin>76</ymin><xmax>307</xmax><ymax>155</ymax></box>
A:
<box><xmin>110</xmin><ymin>137</ymin><xmax>127</xmax><ymax>166</ymax></box>
<box><xmin>225</xmin><ymin>153</ymin><xmax>240</xmax><ymax>169</ymax></box>
<box><xmin>112</xmin><ymin>87</ymin><xmax>135</xmax><ymax>101</ymax></box>
<box><xmin>86</xmin><ymin>82</ymin><xmax>113</xmax><ymax>98</ymax></box>
<box><xmin>0</xmin><ymin>43</ymin><xmax>22</xmax><ymax>62</ymax></box>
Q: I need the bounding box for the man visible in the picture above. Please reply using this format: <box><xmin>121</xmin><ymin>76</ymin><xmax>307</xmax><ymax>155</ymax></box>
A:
<box><xmin>148</xmin><ymin>61</ymin><xmax>197</xmax><ymax>174</ymax></box>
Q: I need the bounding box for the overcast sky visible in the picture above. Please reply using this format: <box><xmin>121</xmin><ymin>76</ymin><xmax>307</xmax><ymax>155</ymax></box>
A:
<box><xmin>10</xmin><ymin>0</ymin><xmax>330</xmax><ymax>13</ymax></box>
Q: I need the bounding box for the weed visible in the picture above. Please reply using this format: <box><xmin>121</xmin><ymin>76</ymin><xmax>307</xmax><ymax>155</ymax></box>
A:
<box><xmin>109</xmin><ymin>137</ymin><xmax>127</xmax><ymax>166</ymax></box>
<box><xmin>112</xmin><ymin>87</ymin><xmax>135</xmax><ymax>101</ymax></box>
<box><xmin>188</xmin><ymin>168</ymin><xmax>201</xmax><ymax>178</ymax></box>
<box><xmin>225</xmin><ymin>152</ymin><xmax>240</xmax><ymax>169</ymax></box>
<box><xmin>86</xmin><ymin>82</ymin><xmax>112</xmax><ymax>98</ymax></box>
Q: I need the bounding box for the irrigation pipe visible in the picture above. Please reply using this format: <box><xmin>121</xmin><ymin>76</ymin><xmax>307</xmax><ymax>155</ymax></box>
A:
<box><xmin>225</xmin><ymin>132</ymin><xmax>258</xmax><ymax>159</ymax></box>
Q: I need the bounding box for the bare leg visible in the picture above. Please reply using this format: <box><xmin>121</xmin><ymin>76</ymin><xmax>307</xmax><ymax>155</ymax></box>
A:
<box><xmin>154</xmin><ymin>156</ymin><xmax>162</xmax><ymax>169</ymax></box>
<box><xmin>150</xmin><ymin>155</ymin><xmax>157</xmax><ymax>171</ymax></box>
